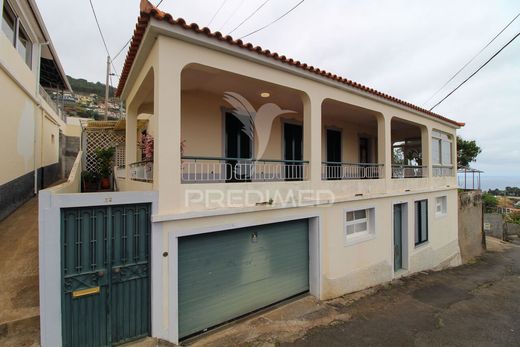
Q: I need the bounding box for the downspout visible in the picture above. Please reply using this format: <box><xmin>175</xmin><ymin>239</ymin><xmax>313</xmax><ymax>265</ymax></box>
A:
<box><xmin>34</xmin><ymin>42</ymin><xmax>49</xmax><ymax>193</ymax></box>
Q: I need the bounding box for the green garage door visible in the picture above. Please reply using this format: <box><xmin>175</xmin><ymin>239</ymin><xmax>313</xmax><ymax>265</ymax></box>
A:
<box><xmin>178</xmin><ymin>219</ymin><xmax>309</xmax><ymax>338</ymax></box>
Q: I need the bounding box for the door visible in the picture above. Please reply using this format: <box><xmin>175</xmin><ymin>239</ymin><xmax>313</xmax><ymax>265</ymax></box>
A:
<box><xmin>393</xmin><ymin>204</ymin><xmax>404</xmax><ymax>271</ymax></box>
<box><xmin>326</xmin><ymin>129</ymin><xmax>341</xmax><ymax>180</ymax></box>
<box><xmin>225</xmin><ymin>112</ymin><xmax>252</xmax><ymax>182</ymax></box>
<box><xmin>178</xmin><ymin>219</ymin><xmax>309</xmax><ymax>339</ymax></box>
<box><xmin>61</xmin><ymin>204</ymin><xmax>151</xmax><ymax>347</ymax></box>
<box><xmin>284</xmin><ymin>122</ymin><xmax>303</xmax><ymax>180</ymax></box>
<box><xmin>359</xmin><ymin>137</ymin><xmax>370</xmax><ymax>163</ymax></box>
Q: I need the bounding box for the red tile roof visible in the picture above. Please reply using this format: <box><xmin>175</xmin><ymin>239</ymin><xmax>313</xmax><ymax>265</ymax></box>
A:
<box><xmin>116</xmin><ymin>0</ymin><xmax>464</xmax><ymax>127</ymax></box>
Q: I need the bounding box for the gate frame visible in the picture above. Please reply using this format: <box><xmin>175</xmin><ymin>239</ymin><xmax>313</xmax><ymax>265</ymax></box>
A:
<box><xmin>39</xmin><ymin>189</ymin><xmax>158</xmax><ymax>347</ymax></box>
<box><xmin>166</xmin><ymin>213</ymin><xmax>322</xmax><ymax>343</ymax></box>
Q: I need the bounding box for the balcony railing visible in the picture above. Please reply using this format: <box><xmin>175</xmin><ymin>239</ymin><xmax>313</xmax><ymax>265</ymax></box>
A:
<box><xmin>392</xmin><ymin>165</ymin><xmax>427</xmax><ymax>178</ymax></box>
<box><xmin>39</xmin><ymin>86</ymin><xmax>63</xmax><ymax>120</ymax></box>
<box><xmin>432</xmin><ymin>165</ymin><xmax>455</xmax><ymax>177</ymax></box>
<box><xmin>321</xmin><ymin>162</ymin><xmax>384</xmax><ymax>180</ymax></box>
<box><xmin>181</xmin><ymin>156</ymin><xmax>309</xmax><ymax>183</ymax></box>
<box><xmin>129</xmin><ymin>160</ymin><xmax>153</xmax><ymax>182</ymax></box>
<box><xmin>115</xmin><ymin>165</ymin><xmax>126</xmax><ymax>179</ymax></box>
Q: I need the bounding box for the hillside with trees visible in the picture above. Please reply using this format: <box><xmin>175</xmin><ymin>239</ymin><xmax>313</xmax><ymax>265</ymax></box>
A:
<box><xmin>67</xmin><ymin>75</ymin><xmax>115</xmax><ymax>97</ymax></box>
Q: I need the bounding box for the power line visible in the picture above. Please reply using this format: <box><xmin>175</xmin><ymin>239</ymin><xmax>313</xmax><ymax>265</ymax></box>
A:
<box><xmin>218</xmin><ymin>0</ymin><xmax>245</xmax><ymax>32</ymax></box>
<box><xmin>208</xmin><ymin>0</ymin><xmax>229</xmax><ymax>27</ymax></box>
<box><xmin>228</xmin><ymin>0</ymin><xmax>270</xmax><ymax>35</ymax></box>
<box><xmin>89</xmin><ymin>0</ymin><xmax>111</xmax><ymax>57</ymax></box>
<box><xmin>429</xmin><ymin>31</ymin><xmax>520</xmax><ymax>111</ymax></box>
<box><xmin>88</xmin><ymin>0</ymin><xmax>121</xmax><ymax>79</ymax></box>
<box><xmin>424</xmin><ymin>10</ymin><xmax>520</xmax><ymax>107</ymax></box>
<box><xmin>112</xmin><ymin>38</ymin><xmax>131</xmax><ymax>62</ymax></box>
<box><xmin>239</xmin><ymin>0</ymin><xmax>305</xmax><ymax>40</ymax></box>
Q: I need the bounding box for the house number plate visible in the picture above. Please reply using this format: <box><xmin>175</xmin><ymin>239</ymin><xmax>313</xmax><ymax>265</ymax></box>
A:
<box><xmin>72</xmin><ymin>286</ymin><xmax>100</xmax><ymax>298</ymax></box>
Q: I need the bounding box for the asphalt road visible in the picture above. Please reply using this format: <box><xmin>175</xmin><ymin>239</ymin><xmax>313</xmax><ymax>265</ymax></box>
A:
<box><xmin>281</xmin><ymin>238</ymin><xmax>520</xmax><ymax>347</ymax></box>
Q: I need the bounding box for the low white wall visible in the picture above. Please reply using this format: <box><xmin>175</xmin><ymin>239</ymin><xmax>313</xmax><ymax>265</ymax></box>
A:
<box><xmin>152</xmin><ymin>187</ymin><xmax>460</xmax><ymax>343</ymax></box>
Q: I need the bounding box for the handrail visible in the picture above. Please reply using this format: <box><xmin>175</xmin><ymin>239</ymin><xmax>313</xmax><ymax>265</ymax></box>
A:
<box><xmin>322</xmin><ymin>161</ymin><xmax>383</xmax><ymax>166</ymax></box>
<box><xmin>391</xmin><ymin>164</ymin><xmax>427</xmax><ymax>179</ymax></box>
<box><xmin>182</xmin><ymin>156</ymin><xmax>309</xmax><ymax>164</ymax></box>
<box><xmin>181</xmin><ymin>156</ymin><xmax>308</xmax><ymax>183</ymax></box>
<box><xmin>321</xmin><ymin>162</ymin><xmax>384</xmax><ymax>180</ymax></box>
<box><xmin>129</xmin><ymin>159</ymin><xmax>153</xmax><ymax>167</ymax></box>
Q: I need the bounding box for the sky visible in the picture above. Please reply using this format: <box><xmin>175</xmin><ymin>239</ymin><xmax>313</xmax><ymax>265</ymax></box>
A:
<box><xmin>36</xmin><ymin>0</ymin><xmax>520</xmax><ymax>180</ymax></box>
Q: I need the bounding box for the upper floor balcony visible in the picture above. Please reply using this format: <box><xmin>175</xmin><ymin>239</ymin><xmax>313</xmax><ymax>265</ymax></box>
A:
<box><xmin>119</xmin><ymin>62</ymin><xmax>457</xmax><ymax>208</ymax></box>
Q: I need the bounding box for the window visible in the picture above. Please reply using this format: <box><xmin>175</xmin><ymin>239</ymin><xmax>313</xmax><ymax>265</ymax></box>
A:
<box><xmin>432</xmin><ymin>130</ymin><xmax>452</xmax><ymax>166</ymax></box>
<box><xmin>414</xmin><ymin>200</ymin><xmax>428</xmax><ymax>246</ymax></box>
<box><xmin>17</xmin><ymin>25</ymin><xmax>32</xmax><ymax>68</ymax></box>
<box><xmin>1</xmin><ymin>1</ymin><xmax>32</xmax><ymax>68</ymax></box>
<box><xmin>1</xmin><ymin>1</ymin><xmax>15</xmax><ymax>44</ymax></box>
<box><xmin>436</xmin><ymin>196</ymin><xmax>447</xmax><ymax>217</ymax></box>
<box><xmin>345</xmin><ymin>208</ymin><xmax>375</xmax><ymax>244</ymax></box>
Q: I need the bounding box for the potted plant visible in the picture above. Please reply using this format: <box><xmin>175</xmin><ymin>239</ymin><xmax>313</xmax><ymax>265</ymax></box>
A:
<box><xmin>81</xmin><ymin>170</ymin><xmax>99</xmax><ymax>192</ymax></box>
<box><xmin>95</xmin><ymin>147</ymin><xmax>115</xmax><ymax>190</ymax></box>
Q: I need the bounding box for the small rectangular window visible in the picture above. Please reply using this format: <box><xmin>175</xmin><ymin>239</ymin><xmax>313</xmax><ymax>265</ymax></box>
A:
<box><xmin>415</xmin><ymin>200</ymin><xmax>428</xmax><ymax>246</ymax></box>
<box><xmin>2</xmin><ymin>2</ymin><xmax>16</xmax><ymax>45</ymax></box>
<box><xmin>17</xmin><ymin>24</ymin><xmax>32</xmax><ymax>68</ymax></box>
<box><xmin>345</xmin><ymin>208</ymin><xmax>375</xmax><ymax>244</ymax></box>
<box><xmin>436</xmin><ymin>196</ymin><xmax>447</xmax><ymax>217</ymax></box>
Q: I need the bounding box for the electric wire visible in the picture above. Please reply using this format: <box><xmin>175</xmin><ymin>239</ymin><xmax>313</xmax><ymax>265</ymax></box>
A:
<box><xmin>228</xmin><ymin>0</ymin><xmax>270</xmax><ymax>35</ymax></box>
<box><xmin>424</xmin><ymin>10</ymin><xmax>520</xmax><ymax>107</ymax></box>
<box><xmin>208</xmin><ymin>0</ymin><xmax>229</xmax><ymax>27</ymax></box>
<box><xmin>239</xmin><ymin>0</ymin><xmax>305</xmax><ymax>40</ymax></box>
<box><xmin>429</xmin><ymin>31</ymin><xmax>520</xmax><ymax>111</ymax></box>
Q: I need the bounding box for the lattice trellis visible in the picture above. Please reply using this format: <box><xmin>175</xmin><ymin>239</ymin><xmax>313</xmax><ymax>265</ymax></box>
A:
<box><xmin>84</xmin><ymin>129</ymin><xmax>126</xmax><ymax>173</ymax></box>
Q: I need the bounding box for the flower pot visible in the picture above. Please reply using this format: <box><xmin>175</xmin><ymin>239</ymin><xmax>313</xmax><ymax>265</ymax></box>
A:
<box><xmin>100</xmin><ymin>177</ymin><xmax>111</xmax><ymax>189</ymax></box>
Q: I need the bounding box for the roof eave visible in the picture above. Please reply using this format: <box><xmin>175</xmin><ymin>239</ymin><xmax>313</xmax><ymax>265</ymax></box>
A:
<box><xmin>120</xmin><ymin>17</ymin><xmax>463</xmax><ymax>129</ymax></box>
<box><xmin>27</xmin><ymin>0</ymin><xmax>72</xmax><ymax>92</ymax></box>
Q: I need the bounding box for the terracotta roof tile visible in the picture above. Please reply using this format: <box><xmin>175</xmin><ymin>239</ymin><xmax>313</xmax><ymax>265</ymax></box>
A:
<box><xmin>116</xmin><ymin>1</ymin><xmax>464</xmax><ymax>127</ymax></box>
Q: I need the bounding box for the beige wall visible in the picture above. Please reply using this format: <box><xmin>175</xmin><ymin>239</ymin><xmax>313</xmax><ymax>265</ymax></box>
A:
<box><xmin>157</xmin><ymin>189</ymin><xmax>460</xmax><ymax>302</ymax></box>
<box><xmin>122</xmin><ymin>33</ymin><xmax>458</xmax><ymax>211</ymax></box>
<box><xmin>0</xmin><ymin>31</ymin><xmax>64</xmax><ymax>186</ymax></box>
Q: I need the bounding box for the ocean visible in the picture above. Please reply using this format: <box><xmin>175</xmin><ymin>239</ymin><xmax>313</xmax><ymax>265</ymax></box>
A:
<box><xmin>480</xmin><ymin>176</ymin><xmax>520</xmax><ymax>191</ymax></box>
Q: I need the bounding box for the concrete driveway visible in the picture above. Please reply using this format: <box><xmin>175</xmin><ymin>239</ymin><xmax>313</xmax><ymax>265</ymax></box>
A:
<box><xmin>186</xmin><ymin>237</ymin><xmax>520</xmax><ymax>347</ymax></box>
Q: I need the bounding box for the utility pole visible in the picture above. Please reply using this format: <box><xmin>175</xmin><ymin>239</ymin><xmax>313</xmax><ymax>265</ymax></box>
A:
<box><xmin>105</xmin><ymin>55</ymin><xmax>110</xmax><ymax>121</ymax></box>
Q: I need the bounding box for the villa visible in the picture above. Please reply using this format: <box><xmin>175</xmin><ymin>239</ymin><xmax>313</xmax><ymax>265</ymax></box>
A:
<box><xmin>39</xmin><ymin>1</ymin><xmax>463</xmax><ymax>345</ymax></box>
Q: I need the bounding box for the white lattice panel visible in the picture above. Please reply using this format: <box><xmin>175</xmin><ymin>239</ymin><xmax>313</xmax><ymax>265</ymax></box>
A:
<box><xmin>85</xmin><ymin>129</ymin><xmax>125</xmax><ymax>173</ymax></box>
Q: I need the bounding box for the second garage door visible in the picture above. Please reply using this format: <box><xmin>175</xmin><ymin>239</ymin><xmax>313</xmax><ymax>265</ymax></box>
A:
<box><xmin>178</xmin><ymin>219</ymin><xmax>309</xmax><ymax>338</ymax></box>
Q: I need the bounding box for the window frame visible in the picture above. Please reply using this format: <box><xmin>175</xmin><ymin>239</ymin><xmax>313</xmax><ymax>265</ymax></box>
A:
<box><xmin>343</xmin><ymin>207</ymin><xmax>376</xmax><ymax>246</ymax></box>
<box><xmin>1</xmin><ymin>0</ymin><xmax>16</xmax><ymax>45</ymax></box>
<box><xmin>414</xmin><ymin>199</ymin><xmax>429</xmax><ymax>246</ymax></box>
<box><xmin>435</xmin><ymin>196</ymin><xmax>447</xmax><ymax>217</ymax></box>
<box><xmin>431</xmin><ymin>130</ymin><xmax>453</xmax><ymax>167</ymax></box>
<box><xmin>1</xmin><ymin>0</ymin><xmax>33</xmax><ymax>69</ymax></box>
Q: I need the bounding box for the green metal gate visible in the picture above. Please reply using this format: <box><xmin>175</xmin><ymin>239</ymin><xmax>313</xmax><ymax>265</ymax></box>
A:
<box><xmin>178</xmin><ymin>219</ymin><xmax>309</xmax><ymax>338</ymax></box>
<box><xmin>61</xmin><ymin>204</ymin><xmax>151</xmax><ymax>347</ymax></box>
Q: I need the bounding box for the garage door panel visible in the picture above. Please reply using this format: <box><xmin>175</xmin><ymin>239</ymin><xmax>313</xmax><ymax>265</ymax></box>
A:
<box><xmin>179</xmin><ymin>219</ymin><xmax>309</xmax><ymax>338</ymax></box>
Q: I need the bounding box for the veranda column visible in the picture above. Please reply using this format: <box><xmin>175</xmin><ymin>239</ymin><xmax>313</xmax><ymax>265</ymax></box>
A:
<box><xmin>421</xmin><ymin>126</ymin><xmax>432</xmax><ymax>182</ymax></box>
<box><xmin>379</xmin><ymin>115</ymin><xmax>392</xmax><ymax>182</ymax></box>
<box><xmin>154</xmin><ymin>38</ymin><xmax>182</xmax><ymax>212</ymax></box>
<box><xmin>303</xmin><ymin>93</ymin><xmax>323</xmax><ymax>184</ymax></box>
<box><xmin>125</xmin><ymin>105</ymin><xmax>138</xmax><ymax>179</ymax></box>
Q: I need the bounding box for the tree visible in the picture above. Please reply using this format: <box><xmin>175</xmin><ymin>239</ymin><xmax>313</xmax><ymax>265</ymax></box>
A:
<box><xmin>482</xmin><ymin>192</ymin><xmax>499</xmax><ymax>211</ymax></box>
<box><xmin>457</xmin><ymin>136</ymin><xmax>481</xmax><ymax>168</ymax></box>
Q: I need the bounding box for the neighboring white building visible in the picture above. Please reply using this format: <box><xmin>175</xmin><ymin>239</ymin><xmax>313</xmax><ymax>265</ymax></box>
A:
<box><xmin>39</xmin><ymin>1</ymin><xmax>464</xmax><ymax>346</ymax></box>
<box><xmin>0</xmin><ymin>0</ymin><xmax>72</xmax><ymax>220</ymax></box>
